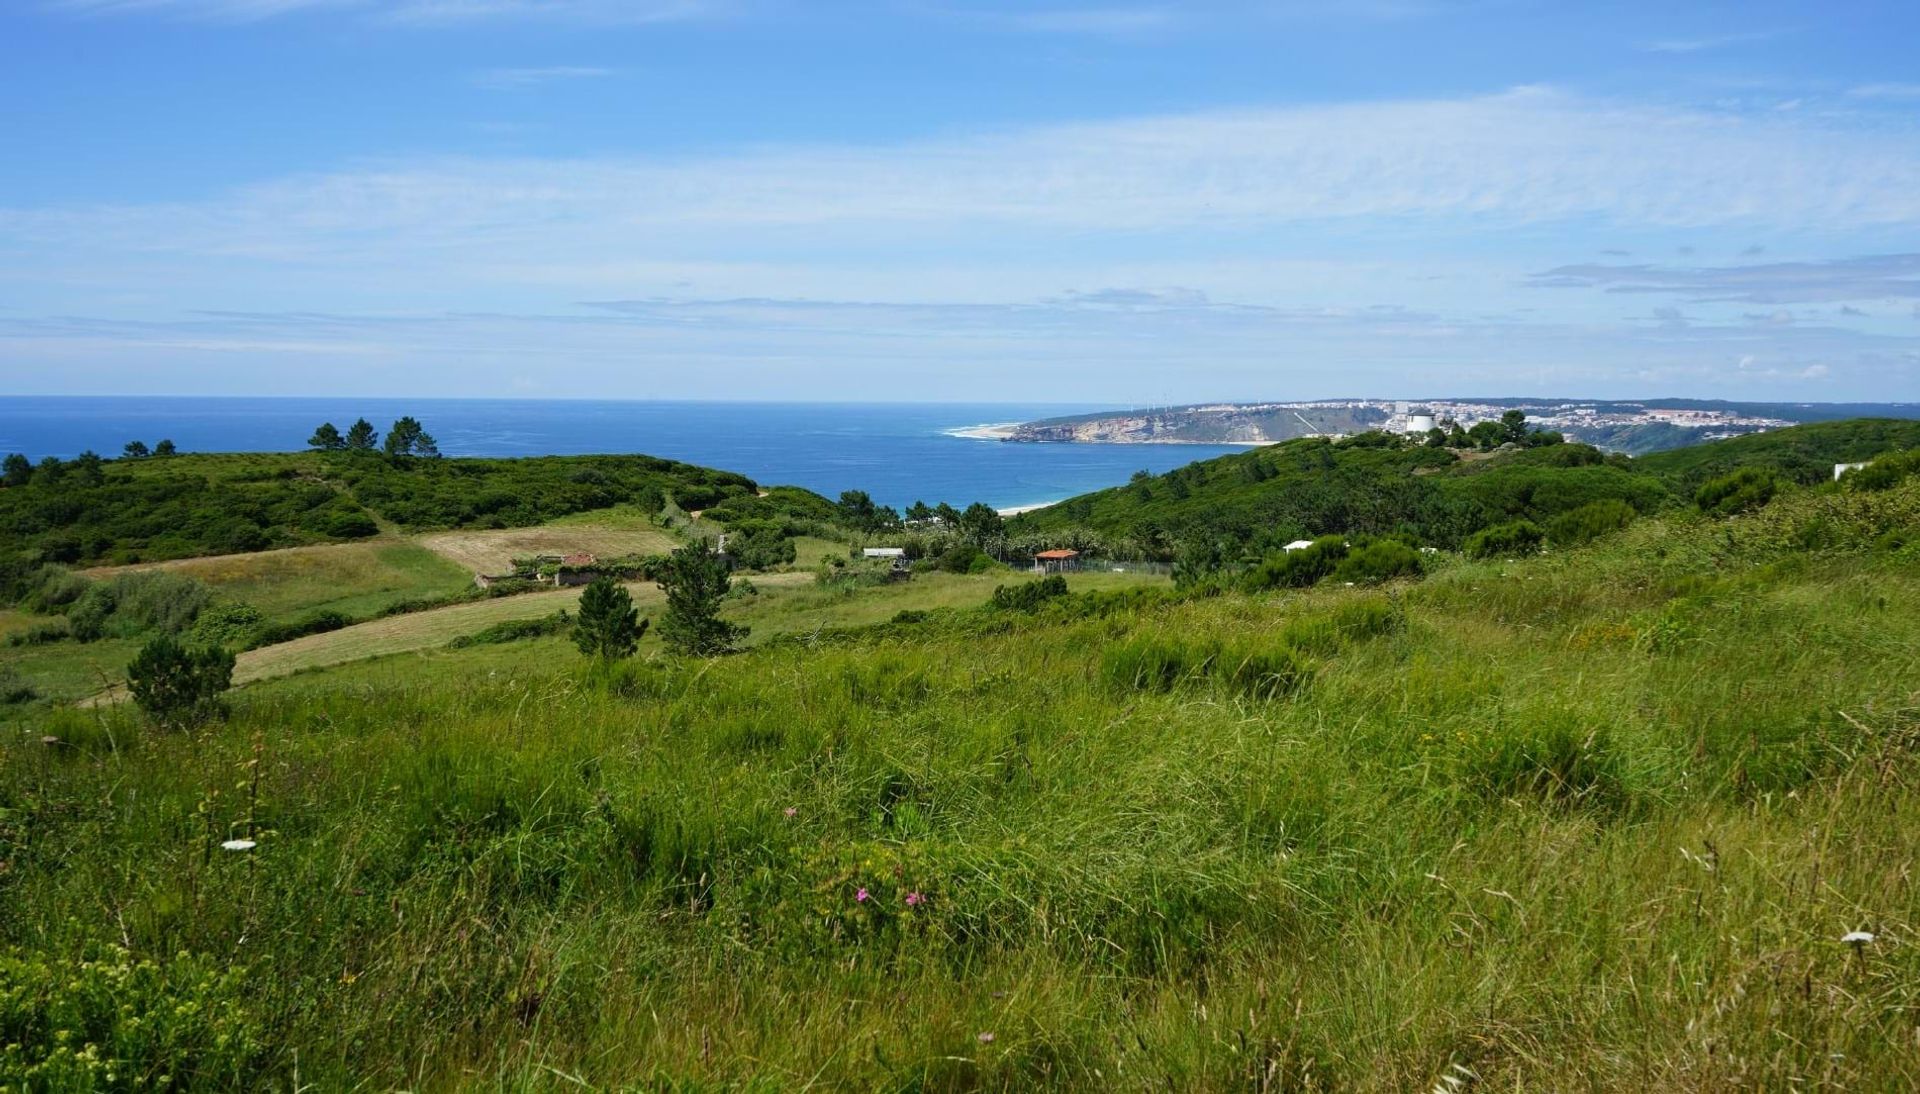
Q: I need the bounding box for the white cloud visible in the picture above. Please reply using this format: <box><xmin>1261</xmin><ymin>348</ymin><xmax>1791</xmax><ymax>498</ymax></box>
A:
<box><xmin>10</xmin><ymin>88</ymin><xmax>1920</xmax><ymax>279</ymax></box>
<box><xmin>1848</xmin><ymin>83</ymin><xmax>1920</xmax><ymax>100</ymax></box>
<box><xmin>1641</xmin><ymin>29</ymin><xmax>1787</xmax><ymax>54</ymax></box>
<box><xmin>1800</xmin><ymin>363</ymin><xmax>1829</xmax><ymax>379</ymax></box>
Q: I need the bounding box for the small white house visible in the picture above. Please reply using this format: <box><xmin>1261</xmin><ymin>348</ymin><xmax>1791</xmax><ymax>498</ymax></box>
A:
<box><xmin>863</xmin><ymin>547</ymin><xmax>907</xmax><ymax>559</ymax></box>
<box><xmin>1282</xmin><ymin>540</ymin><xmax>1315</xmax><ymax>552</ymax></box>
<box><xmin>1834</xmin><ymin>462</ymin><xmax>1870</xmax><ymax>481</ymax></box>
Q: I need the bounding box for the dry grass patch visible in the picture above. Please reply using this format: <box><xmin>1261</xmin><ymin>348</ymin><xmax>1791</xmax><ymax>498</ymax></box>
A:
<box><xmin>418</xmin><ymin>522</ymin><xmax>679</xmax><ymax>575</ymax></box>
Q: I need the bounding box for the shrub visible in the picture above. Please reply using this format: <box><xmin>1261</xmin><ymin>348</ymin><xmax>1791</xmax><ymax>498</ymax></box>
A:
<box><xmin>1281</xmin><ymin>597</ymin><xmax>1402</xmax><ymax>654</ymax></box>
<box><xmin>1841</xmin><ymin>449</ymin><xmax>1920</xmax><ymax>492</ymax></box>
<box><xmin>247</xmin><ymin>611</ymin><xmax>352</xmax><ymax>649</ymax></box>
<box><xmin>1695</xmin><ymin>467</ymin><xmax>1779</xmax><ymax>516</ymax></box>
<box><xmin>448</xmin><ymin>610</ymin><xmax>574</xmax><ymax>649</ymax></box>
<box><xmin>189</xmin><ymin>601</ymin><xmax>266</xmax><ymax>649</ymax></box>
<box><xmin>0</xmin><ymin>666</ymin><xmax>34</xmax><ymax>705</ymax></box>
<box><xmin>6</xmin><ymin>619</ymin><xmax>72</xmax><ymax>647</ymax></box>
<box><xmin>17</xmin><ymin>565</ymin><xmax>90</xmax><ymax>614</ymax></box>
<box><xmin>0</xmin><ymin>945</ymin><xmax>260</xmax><ymax>1089</ymax></box>
<box><xmin>936</xmin><ymin>544</ymin><xmax>987</xmax><ymax>573</ymax></box>
<box><xmin>988</xmin><ymin>575</ymin><xmax>1069</xmax><ymax>612</ymax></box>
<box><xmin>1464</xmin><ymin>520</ymin><xmax>1544</xmax><ymax>560</ymax></box>
<box><xmin>1546</xmin><ymin>498</ymin><xmax>1637</xmax><ymax>548</ymax></box>
<box><xmin>127</xmin><ymin>635</ymin><xmax>235</xmax><ymax>730</ymax></box>
<box><xmin>1243</xmin><ymin>536</ymin><xmax>1347</xmax><ymax>591</ymax></box>
<box><xmin>1330</xmin><ymin>538</ymin><xmax>1423</xmax><ymax>585</ymax></box>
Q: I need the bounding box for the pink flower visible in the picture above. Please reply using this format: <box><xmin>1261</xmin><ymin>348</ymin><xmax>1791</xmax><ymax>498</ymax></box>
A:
<box><xmin>905</xmin><ymin>891</ymin><xmax>925</xmax><ymax>907</ymax></box>
<box><xmin>855</xmin><ymin>887</ymin><xmax>869</xmax><ymax>902</ymax></box>
<box><xmin>783</xmin><ymin>807</ymin><xmax>797</xmax><ymax>818</ymax></box>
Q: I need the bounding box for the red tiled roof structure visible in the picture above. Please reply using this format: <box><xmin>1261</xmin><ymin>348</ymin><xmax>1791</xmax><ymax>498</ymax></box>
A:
<box><xmin>1034</xmin><ymin>549</ymin><xmax>1080</xmax><ymax>560</ymax></box>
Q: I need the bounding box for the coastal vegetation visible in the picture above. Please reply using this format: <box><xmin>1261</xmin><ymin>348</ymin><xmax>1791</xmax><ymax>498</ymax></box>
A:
<box><xmin>2</xmin><ymin>420</ymin><xmax>1919</xmax><ymax>1086</ymax></box>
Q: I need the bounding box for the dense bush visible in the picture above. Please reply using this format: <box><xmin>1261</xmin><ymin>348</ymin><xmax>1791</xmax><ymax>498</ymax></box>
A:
<box><xmin>725</xmin><ymin>519</ymin><xmax>799</xmax><ymax>571</ymax></box>
<box><xmin>987</xmin><ymin>575</ymin><xmax>1069</xmax><ymax>612</ymax></box>
<box><xmin>1841</xmin><ymin>448</ymin><xmax>1920</xmax><ymax>492</ymax></box>
<box><xmin>247</xmin><ymin>611</ymin><xmax>352</xmax><ymax>649</ymax></box>
<box><xmin>448</xmin><ymin>611</ymin><xmax>575</xmax><ymax>649</ymax></box>
<box><xmin>1546</xmin><ymin>498</ymin><xmax>1637</xmax><ymax>547</ymax></box>
<box><xmin>1243</xmin><ymin>536</ymin><xmax>1347</xmax><ymax>591</ymax></box>
<box><xmin>1695</xmin><ymin>468</ymin><xmax>1780</xmax><ymax>516</ymax></box>
<box><xmin>126</xmin><ymin>635</ymin><xmax>236</xmax><ymax>730</ymax></box>
<box><xmin>1464</xmin><ymin>519</ymin><xmax>1544</xmax><ymax>560</ymax></box>
<box><xmin>189</xmin><ymin>601</ymin><xmax>267</xmax><ymax>649</ymax></box>
<box><xmin>935</xmin><ymin>544</ymin><xmax>994</xmax><ymax>574</ymax></box>
<box><xmin>1330</xmin><ymin>538</ymin><xmax>1423</xmax><ymax>585</ymax></box>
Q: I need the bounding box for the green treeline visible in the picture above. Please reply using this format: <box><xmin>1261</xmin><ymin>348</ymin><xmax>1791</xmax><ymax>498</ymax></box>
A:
<box><xmin>0</xmin><ymin>448</ymin><xmax>762</xmax><ymax>566</ymax></box>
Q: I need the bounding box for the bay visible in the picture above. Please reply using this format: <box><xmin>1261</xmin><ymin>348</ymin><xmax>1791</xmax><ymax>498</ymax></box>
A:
<box><xmin>0</xmin><ymin>396</ymin><xmax>1243</xmax><ymax>511</ymax></box>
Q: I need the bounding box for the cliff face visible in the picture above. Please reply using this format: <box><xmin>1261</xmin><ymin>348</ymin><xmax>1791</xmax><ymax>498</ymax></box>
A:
<box><xmin>1007</xmin><ymin>405</ymin><xmax>1388</xmax><ymax>444</ymax></box>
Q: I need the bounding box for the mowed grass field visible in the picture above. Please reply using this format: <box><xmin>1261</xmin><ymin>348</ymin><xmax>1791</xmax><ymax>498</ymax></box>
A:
<box><xmin>418</xmin><ymin>508</ymin><xmax>679</xmax><ymax>574</ymax></box>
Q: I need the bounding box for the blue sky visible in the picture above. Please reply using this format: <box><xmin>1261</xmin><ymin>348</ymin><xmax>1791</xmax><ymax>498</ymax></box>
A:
<box><xmin>3</xmin><ymin>0</ymin><xmax>1919</xmax><ymax>403</ymax></box>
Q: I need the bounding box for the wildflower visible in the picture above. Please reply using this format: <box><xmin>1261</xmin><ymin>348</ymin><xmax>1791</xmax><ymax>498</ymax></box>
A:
<box><xmin>784</xmin><ymin>807</ymin><xmax>798</xmax><ymax>818</ymax></box>
<box><xmin>977</xmin><ymin>1032</ymin><xmax>995</xmax><ymax>1044</ymax></box>
<box><xmin>905</xmin><ymin>891</ymin><xmax>925</xmax><ymax>907</ymax></box>
<box><xmin>220</xmin><ymin>839</ymin><xmax>257</xmax><ymax>852</ymax></box>
<box><xmin>855</xmin><ymin>888</ymin><xmax>869</xmax><ymax>902</ymax></box>
<box><xmin>1842</xmin><ymin>930</ymin><xmax>1875</xmax><ymax>945</ymax></box>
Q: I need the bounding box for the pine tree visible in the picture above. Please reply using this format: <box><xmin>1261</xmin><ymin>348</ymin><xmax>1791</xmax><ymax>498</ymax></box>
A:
<box><xmin>4</xmin><ymin>453</ymin><xmax>32</xmax><ymax>486</ymax></box>
<box><xmin>308</xmin><ymin>422</ymin><xmax>345</xmax><ymax>450</ymax></box>
<box><xmin>127</xmin><ymin>635</ymin><xmax>235</xmax><ymax>730</ymax></box>
<box><xmin>384</xmin><ymin>416</ymin><xmax>425</xmax><ymax>457</ymax></box>
<box><xmin>344</xmin><ymin>418</ymin><xmax>378</xmax><ymax>451</ymax></box>
<box><xmin>153</xmin><ymin>439</ymin><xmax>177</xmax><ymax>457</ymax></box>
<box><xmin>573</xmin><ymin>577</ymin><xmax>647</xmax><ymax>661</ymax></box>
<box><xmin>123</xmin><ymin>440</ymin><xmax>150</xmax><ymax>459</ymax></box>
<box><xmin>656</xmin><ymin>543</ymin><xmax>747</xmax><ymax>656</ymax></box>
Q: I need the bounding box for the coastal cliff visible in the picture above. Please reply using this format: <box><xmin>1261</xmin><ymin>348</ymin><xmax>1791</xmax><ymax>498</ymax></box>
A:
<box><xmin>1006</xmin><ymin>404</ymin><xmax>1389</xmax><ymax>444</ymax></box>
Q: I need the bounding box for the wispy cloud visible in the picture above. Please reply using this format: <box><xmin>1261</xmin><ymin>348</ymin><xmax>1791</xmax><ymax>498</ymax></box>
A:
<box><xmin>473</xmin><ymin>66</ymin><xmax>616</xmax><ymax>89</ymax></box>
<box><xmin>1641</xmin><ymin>28</ymin><xmax>1788</xmax><ymax>54</ymax></box>
<box><xmin>1849</xmin><ymin>83</ymin><xmax>1920</xmax><ymax>100</ymax></box>
<box><xmin>1529</xmin><ymin>254</ymin><xmax>1920</xmax><ymax>304</ymax></box>
<box><xmin>51</xmin><ymin>0</ymin><xmax>713</xmax><ymax>24</ymax></box>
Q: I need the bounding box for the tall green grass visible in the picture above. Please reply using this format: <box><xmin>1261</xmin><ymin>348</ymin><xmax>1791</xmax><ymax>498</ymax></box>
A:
<box><xmin>4</xmin><ymin>481</ymin><xmax>1920</xmax><ymax>1088</ymax></box>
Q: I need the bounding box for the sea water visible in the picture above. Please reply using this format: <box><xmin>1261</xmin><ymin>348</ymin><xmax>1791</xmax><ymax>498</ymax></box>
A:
<box><xmin>0</xmin><ymin>397</ymin><xmax>1244</xmax><ymax>511</ymax></box>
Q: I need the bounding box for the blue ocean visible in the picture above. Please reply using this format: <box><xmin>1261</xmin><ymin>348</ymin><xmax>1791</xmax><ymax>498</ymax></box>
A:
<box><xmin>0</xmin><ymin>397</ymin><xmax>1242</xmax><ymax>512</ymax></box>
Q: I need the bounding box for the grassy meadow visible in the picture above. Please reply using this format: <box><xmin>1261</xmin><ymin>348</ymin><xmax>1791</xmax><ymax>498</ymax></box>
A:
<box><xmin>4</xmin><ymin>476</ymin><xmax>1919</xmax><ymax>1088</ymax></box>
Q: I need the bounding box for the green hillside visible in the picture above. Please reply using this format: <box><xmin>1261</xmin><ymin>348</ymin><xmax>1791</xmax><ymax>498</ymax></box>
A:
<box><xmin>4</xmin><ymin>422</ymin><xmax>1920</xmax><ymax>1088</ymax></box>
<box><xmin>1633</xmin><ymin>417</ymin><xmax>1920</xmax><ymax>490</ymax></box>
<box><xmin>0</xmin><ymin>449</ymin><xmax>770</xmax><ymax>566</ymax></box>
<box><xmin>1009</xmin><ymin>418</ymin><xmax>1920</xmax><ymax>560</ymax></box>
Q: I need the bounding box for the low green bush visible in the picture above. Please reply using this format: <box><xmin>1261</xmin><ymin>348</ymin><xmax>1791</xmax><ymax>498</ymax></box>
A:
<box><xmin>1546</xmin><ymin>498</ymin><xmax>1637</xmax><ymax>548</ymax></box>
<box><xmin>247</xmin><ymin>610</ymin><xmax>352</xmax><ymax>649</ymax></box>
<box><xmin>1464</xmin><ymin>519</ymin><xmax>1544</xmax><ymax>560</ymax></box>
<box><xmin>1243</xmin><ymin>535</ymin><xmax>1347</xmax><ymax>591</ymax></box>
<box><xmin>988</xmin><ymin>575</ymin><xmax>1069</xmax><ymax>612</ymax></box>
<box><xmin>447</xmin><ymin>610</ymin><xmax>575</xmax><ymax>649</ymax></box>
<box><xmin>1330</xmin><ymin>538</ymin><xmax>1423</xmax><ymax>584</ymax></box>
<box><xmin>0</xmin><ymin>945</ymin><xmax>260</xmax><ymax>1089</ymax></box>
<box><xmin>5</xmin><ymin>619</ymin><xmax>71</xmax><ymax>647</ymax></box>
<box><xmin>1841</xmin><ymin>448</ymin><xmax>1920</xmax><ymax>492</ymax></box>
<box><xmin>1695</xmin><ymin>467</ymin><xmax>1779</xmax><ymax>516</ymax></box>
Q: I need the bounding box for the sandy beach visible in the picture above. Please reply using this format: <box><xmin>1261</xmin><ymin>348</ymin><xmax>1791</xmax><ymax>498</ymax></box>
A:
<box><xmin>945</xmin><ymin>422</ymin><xmax>1021</xmax><ymax>441</ymax></box>
<box><xmin>997</xmin><ymin>500</ymin><xmax>1058</xmax><ymax>516</ymax></box>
